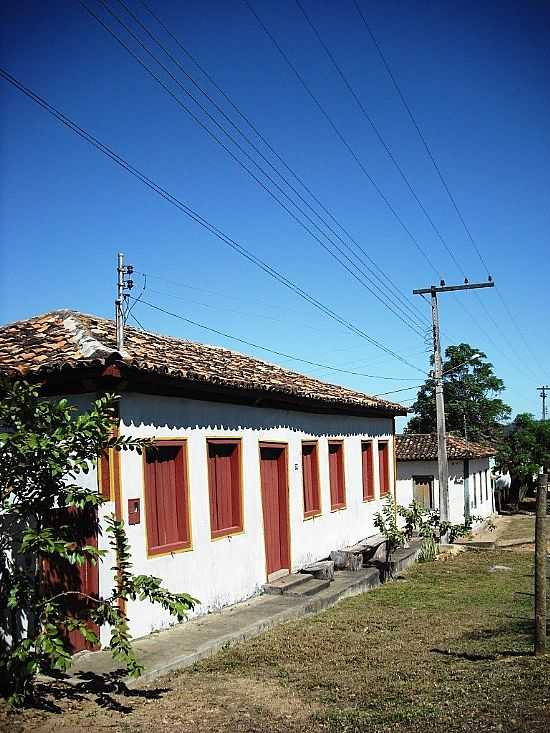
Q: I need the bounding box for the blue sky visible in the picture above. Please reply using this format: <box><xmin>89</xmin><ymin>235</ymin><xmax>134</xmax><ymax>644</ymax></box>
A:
<box><xmin>1</xmin><ymin>0</ymin><xmax>549</xmax><ymax>429</ymax></box>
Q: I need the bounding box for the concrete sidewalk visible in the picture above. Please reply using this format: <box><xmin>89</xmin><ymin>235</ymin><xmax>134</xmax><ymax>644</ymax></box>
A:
<box><xmin>65</xmin><ymin>543</ymin><xmax>420</xmax><ymax>689</ymax></box>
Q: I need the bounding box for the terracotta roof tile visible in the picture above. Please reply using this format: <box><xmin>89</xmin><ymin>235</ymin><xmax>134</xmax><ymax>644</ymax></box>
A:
<box><xmin>0</xmin><ymin>310</ymin><xmax>407</xmax><ymax>416</ymax></box>
<box><xmin>396</xmin><ymin>433</ymin><xmax>496</xmax><ymax>461</ymax></box>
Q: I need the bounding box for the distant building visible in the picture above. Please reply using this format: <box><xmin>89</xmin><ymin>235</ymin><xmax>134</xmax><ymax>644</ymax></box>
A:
<box><xmin>396</xmin><ymin>433</ymin><xmax>496</xmax><ymax>525</ymax></box>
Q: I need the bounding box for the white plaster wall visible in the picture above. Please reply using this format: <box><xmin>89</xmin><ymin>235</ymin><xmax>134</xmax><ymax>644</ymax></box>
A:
<box><xmin>468</xmin><ymin>458</ymin><xmax>494</xmax><ymax>521</ymax></box>
<box><xmin>117</xmin><ymin>393</ymin><xmax>396</xmax><ymax>639</ymax></box>
<box><xmin>396</xmin><ymin>459</ymin><xmax>464</xmax><ymax>523</ymax></box>
<box><xmin>397</xmin><ymin>457</ymin><xmax>494</xmax><ymax>527</ymax></box>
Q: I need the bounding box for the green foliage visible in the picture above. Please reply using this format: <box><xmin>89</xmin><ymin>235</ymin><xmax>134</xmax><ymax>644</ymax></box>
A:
<box><xmin>495</xmin><ymin>413</ymin><xmax>550</xmax><ymax>507</ymax></box>
<box><xmin>0</xmin><ymin>378</ymin><xmax>197</xmax><ymax>705</ymax></box>
<box><xmin>373</xmin><ymin>494</ymin><xmax>405</xmax><ymax>556</ymax></box>
<box><xmin>406</xmin><ymin>343</ymin><xmax>511</xmax><ymax>442</ymax></box>
<box><xmin>375</xmin><ymin>496</ymin><xmax>487</xmax><ymax>565</ymax></box>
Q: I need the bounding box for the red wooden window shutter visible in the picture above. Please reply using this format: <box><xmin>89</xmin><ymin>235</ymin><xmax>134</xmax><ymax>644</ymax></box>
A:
<box><xmin>302</xmin><ymin>442</ymin><xmax>320</xmax><ymax>517</ymax></box>
<box><xmin>98</xmin><ymin>450</ymin><xmax>111</xmax><ymax>499</ymax></box>
<box><xmin>362</xmin><ymin>442</ymin><xmax>375</xmax><ymax>501</ymax></box>
<box><xmin>328</xmin><ymin>441</ymin><xmax>345</xmax><ymax>510</ymax></box>
<box><xmin>207</xmin><ymin>439</ymin><xmax>242</xmax><ymax>538</ymax></box>
<box><xmin>378</xmin><ymin>442</ymin><xmax>390</xmax><ymax>496</ymax></box>
<box><xmin>143</xmin><ymin>441</ymin><xmax>190</xmax><ymax>555</ymax></box>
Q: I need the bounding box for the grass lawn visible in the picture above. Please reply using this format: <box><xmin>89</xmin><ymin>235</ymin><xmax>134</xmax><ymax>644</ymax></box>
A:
<box><xmin>2</xmin><ymin>549</ymin><xmax>549</xmax><ymax>732</ymax></box>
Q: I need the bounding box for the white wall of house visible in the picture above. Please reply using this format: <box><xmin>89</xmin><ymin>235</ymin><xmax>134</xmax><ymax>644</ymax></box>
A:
<box><xmin>468</xmin><ymin>458</ymin><xmax>494</xmax><ymax>519</ymax></box>
<box><xmin>396</xmin><ymin>457</ymin><xmax>494</xmax><ymax>526</ymax></box>
<box><xmin>112</xmin><ymin>392</ymin><xmax>396</xmax><ymax>640</ymax></box>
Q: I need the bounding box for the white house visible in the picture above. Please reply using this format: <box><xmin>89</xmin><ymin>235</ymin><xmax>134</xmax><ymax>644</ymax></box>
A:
<box><xmin>396</xmin><ymin>433</ymin><xmax>496</xmax><ymax>525</ymax></box>
<box><xmin>0</xmin><ymin>310</ymin><xmax>407</xmax><ymax>647</ymax></box>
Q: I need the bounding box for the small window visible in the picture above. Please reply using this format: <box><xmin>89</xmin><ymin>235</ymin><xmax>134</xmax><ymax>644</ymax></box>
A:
<box><xmin>328</xmin><ymin>441</ymin><xmax>346</xmax><ymax>510</ymax></box>
<box><xmin>472</xmin><ymin>472</ymin><xmax>478</xmax><ymax>509</ymax></box>
<box><xmin>207</xmin><ymin>439</ymin><xmax>242</xmax><ymax>538</ymax></box>
<box><xmin>143</xmin><ymin>441</ymin><xmax>190</xmax><ymax>555</ymax></box>
<box><xmin>302</xmin><ymin>442</ymin><xmax>321</xmax><ymax>517</ymax></box>
<box><xmin>378</xmin><ymin>442</ymin><xmax>390</xmax><ymax>496</ymax></box>
<box><xmin>361</xmin><ymin>442</ymin><xmax>375</xmax><ymax>501</ymax></box>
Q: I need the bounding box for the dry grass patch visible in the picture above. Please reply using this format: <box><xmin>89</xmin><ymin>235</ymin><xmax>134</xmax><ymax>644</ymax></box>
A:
<box><xmin>2</xmin><ymin>550</ymin><xmax>549</xmax><ymax>733</ymax></box>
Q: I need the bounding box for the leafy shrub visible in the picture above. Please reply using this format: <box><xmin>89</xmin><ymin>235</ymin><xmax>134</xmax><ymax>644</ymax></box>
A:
<box><xmin>0</xmin><ymin>379</ymin><xmax>197</xmax><ymax>705</ymax></box>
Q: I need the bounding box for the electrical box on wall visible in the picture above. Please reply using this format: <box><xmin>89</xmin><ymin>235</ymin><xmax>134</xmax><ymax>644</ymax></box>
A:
<box><xmin>128</xmin><ymin>498</ymin><xmax>140</xmax><ymax>525</ymax></box>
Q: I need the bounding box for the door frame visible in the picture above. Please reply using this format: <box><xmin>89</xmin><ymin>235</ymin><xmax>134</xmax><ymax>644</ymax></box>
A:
<box><xmin>412</xmin><ymin>475</ymin><xmax>434</xmax><ymax>510</ymax></box>
<box><xmin>258</xmin><ymin>442</ymin><xmax>291</xmax><ymax>581</ymax></box>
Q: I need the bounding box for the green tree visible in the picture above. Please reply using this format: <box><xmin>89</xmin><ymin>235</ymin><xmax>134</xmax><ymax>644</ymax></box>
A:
<box><xmin>496</xmin><ymin>413</ymin><xmax>550</xmax><ymax>508</ymax></box>
<box><xmin>0</xmin><ymin>379</ymin><xmax>197</xmax><ymax>705</ymax></box>
<box><xmin>406</xmin><ymin>343</ymin><xmax>511</xmax><ymax>442</ymax></box>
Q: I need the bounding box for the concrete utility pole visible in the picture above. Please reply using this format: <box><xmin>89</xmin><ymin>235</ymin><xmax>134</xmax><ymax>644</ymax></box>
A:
<box><xmin>534</xmin><ymin>473</ymin><xmax>548</xmax><ymax>655</ymax></box>
<box><xmin>115</xmin><ymin>252</ymin><xmax>134</xmax><ymax>352</ymax></box>
<box><xmin>413</xmin><ymin>279</ymin><xmax>494</xmax><ymax>532</ymax></box>
<box><xmin>538</xmin><ymin>385</ymin><xmax>549</xmax><ymax>421</ymax></box>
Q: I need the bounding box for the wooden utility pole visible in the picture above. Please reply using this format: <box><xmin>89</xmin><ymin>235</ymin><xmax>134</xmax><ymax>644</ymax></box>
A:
<box><xmin>413</xmin><ymin>279</ymin><xmax>494</xmax><ymax>534</ymax></box>
<box><xmin>538</xmin><ymin>386</ymin><xmax>549</xmax><ymax>421</ymax></box>
<box><xmin>534</xmin><ymin>473</ymin><xmax>548</xmax><ymax>655</ymax></box>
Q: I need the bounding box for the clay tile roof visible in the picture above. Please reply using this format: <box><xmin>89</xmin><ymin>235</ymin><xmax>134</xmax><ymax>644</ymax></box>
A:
<box><xmin>0</xmin><ymin>310</ymin><xmax>407</xmax><ymax>416</ymax></box>
<box><xmin>396</xmin><ymin>433</ymin><xmax>496</xmax><ymax>461</ymax></box>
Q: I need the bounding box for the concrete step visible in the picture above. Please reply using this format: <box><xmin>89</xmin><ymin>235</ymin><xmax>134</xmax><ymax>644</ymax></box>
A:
<box><xmin>262</xmin><ymin>573</ymin><xmax>310</xmax><ymax>595</ymax></box>
<box><xmin>284</xmin><ymin>577</ymin><xmax>331</xmax><ymax>597</ymax></box>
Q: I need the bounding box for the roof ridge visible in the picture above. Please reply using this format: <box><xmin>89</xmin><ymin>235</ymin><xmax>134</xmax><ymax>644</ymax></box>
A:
<box><xmin>62</xmin><ymin>313</ymin><xmax>120</xmax><ymax>361</ymax></box>
<box><xmin>0</xmin><ymin>308</ymin><xmax>78</xmax><ymax>332</ymax></box>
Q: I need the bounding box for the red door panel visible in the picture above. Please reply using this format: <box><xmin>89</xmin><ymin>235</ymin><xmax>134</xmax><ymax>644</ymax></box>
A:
<box><xmin>42</xmin><ymin>507</ymin><xmax>100</xmax><ymax>654</ymax></box>
<box><xmin>259</xmin><ymin>445</ymin><xmax>290</xmax><ymax>577</ymax></box>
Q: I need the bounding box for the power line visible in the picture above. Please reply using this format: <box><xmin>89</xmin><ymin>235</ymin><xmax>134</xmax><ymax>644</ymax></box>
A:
<box><xmin>136</xmin><ymin>270</ymin><xmax>344</xmax><ymax>318</ymax></box>
<box><xmin>82</xmin><ymin>0</ymin><xmax>426</xmax><ymax>336</ymax></box>
<box><xmin>245</xmin><ymin>0</ymin><xmax>494</xmax><ymax>358</ymax></box>
<box><xmin>120</xmin><ymin>0</ymin><xmax>428</xmax><ymax>330</ymax></box>
<box><xmin>294</xmin><ymin>0</ymin><xmax>530</xmax><ymax>377</ymax></box>
<box><xmin>0</xmin><ymin>66</ymin><xmax>425</xmax><ymax>374</ymax></box>
<box><xmin>351</xmin><ymin>0</ymin><xmax>490</xmax><ymax>277</ymax></box>
<box><xmin>374</xmin><ymin>384</ymin><xmax>421</xmax><ymax>397</ymax></box>
<box><xmin>494</xmin><ymin>287</ymin><xmax>547</xmax><ymax>381</ymax></box>
<box><xmin>141</xmin><ymin>272</ymin><xmax>430</xmax><ymax>382</ymax></box>
<box><xmin>143</xmin><ymin>285</ymin><xmax>352</xmax><ymax>336</ymax></box>
<box><xmin>244</xmin><ymin>0</ymin><xmax>441</xmax><ymax>278</ymax></box>
<box><xmin>352</xmin><ymin>0</ymin><xmax>547</xmax><ymax>380</ymax></box>
<box><xmin>295</xmin><ymin>0</ymin><xmax>466</xmax><ymax>278</ymax></box>
<box><xmin>128</xmin><ymin>295</ymin><xmax>423</xmax><ymax>381</ymax></box>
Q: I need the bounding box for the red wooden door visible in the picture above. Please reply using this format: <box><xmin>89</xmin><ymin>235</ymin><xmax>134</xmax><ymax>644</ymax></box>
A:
<box><xmin>259</xmin><ymin>445</ymin><xmax>290</xmax><ymax>578</ymax></box>
<box><xmin>43</xmin><ymin>508</ymin><xmax>100</xmax><ymax>653</ymax></box>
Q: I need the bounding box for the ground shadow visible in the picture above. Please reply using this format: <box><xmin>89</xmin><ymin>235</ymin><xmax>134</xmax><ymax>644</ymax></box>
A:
<box><xmin>27</xmin><ymin>670</ymin><xmax>169</xmax><ymax>715</ymax></box>
<box><xmin>432</xmin><ymin>647</ymin><xmax>529</xmax><ymax>662</ymax></box>
<box><xmin>430</xmin><ymin>617</ymin><xmax>547</xmax><ymax>662</ymax></box>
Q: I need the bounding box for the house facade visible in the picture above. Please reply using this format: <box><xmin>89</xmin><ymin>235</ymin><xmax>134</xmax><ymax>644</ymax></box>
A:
<box><xmin>396</xmin><ymin>433</ymin><xmax>496</xmax><ymax>526</ymax></box>
<box><xmin>1</xmin><ymin>310</ymin><xmax>406</xmax><ymax>644</ymax></box>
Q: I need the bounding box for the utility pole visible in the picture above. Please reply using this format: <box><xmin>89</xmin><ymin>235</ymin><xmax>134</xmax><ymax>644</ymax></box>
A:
<box><xmin>534</xmin><ymin>473</ymin><xmax>547</xmax><ymax>655</ymax></box>
<box><xmin>413</xmin><ymin>279</ymin><xmax>494</xmax><ymax>535</ymax></box>
<box><xmin>538</xmin><ymin>385</ymin><xmax>549</xmax><ymax>421</ymax></box>
<box><xmin>115</xmin><ymin>252</ymin><xmax>134</xmax><ymax>352</ymax></box>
